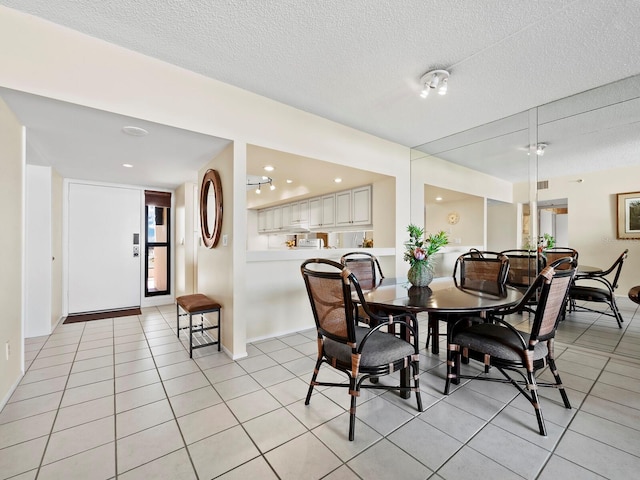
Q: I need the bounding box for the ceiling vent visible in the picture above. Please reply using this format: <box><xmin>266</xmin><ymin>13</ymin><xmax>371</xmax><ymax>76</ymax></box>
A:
<box><xmin>537</xmin><ymin>180</ymin><xmax>549</xmax><ymax>190</ymax></box>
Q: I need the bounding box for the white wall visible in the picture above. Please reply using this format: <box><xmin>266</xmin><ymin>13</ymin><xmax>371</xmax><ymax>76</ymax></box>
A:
<box><xmin>25</xmin><ymin>165</ymin><xmax>52</xmax><ymax>337</ymax></box>
<box><xmin>0</xmin><ymin>97</ymin><xmax>24</xmax><ymax>407</ymax></box>
<box><xmin>487</xmin><ymin>202</ymin><xmax>519</xmax><ymax>252</ymax></box>
<box><xmin>426</xmin><ymin>196</ymin><xmax>485</xmax><ymax>246</ymax></box>
<box><xmin>51</xmin><ymin>170</ymin><xmax>63</xmax><ymax>330</ymax></box>
<box><xmin>0</xmin><ymin>7</ymin><xmax>413</xmax><ymax>356</ymax></box>
<box><xmin>411</xmin><ymin>154</ymin><xmax>513</xmax><ymax>228</ymax></box>
<box><xmin>197</xmin><ymin>144</ymin><xmax>239</xmax><ymax>355</ymax></box>
<box><xmin>174</xmin><ymin>182</ymin><xmax>196</xmax><ymax>297</ymax></box>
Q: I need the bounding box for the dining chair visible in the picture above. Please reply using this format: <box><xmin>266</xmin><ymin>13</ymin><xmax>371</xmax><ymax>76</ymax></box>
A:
<box><xmin>300</xmin><ymin>258</ymin><xmax>422</xmax><ymax>441</ymax></box>
<box><xmin>541</xmin><ymin>247</ymin><xmax>578</xmax><ymax>270</ymax></box>
<box><xmin>444</xmin><ymin>257</ymin><xmax>577</xmax><ymax>436</ymax></box>
<box><xmin>340</xmin><ymin>251</ymin><xmax>384</xmax><ymax>289</ymax></box>
<box><xmin>453</xmin><ymin>251</ymin><xmax>510</xmax><ymax>285</ymax></box>
<box><xmin>500</xmin><ymin>249</ymin><xmax>544</xmax><ymax>314</ymax></box>
<box><xmin>500</xmin><ymin>249</ymin><xmax>542</xmax><ymax>291</ymax></box>
<box><xmin>340</xmin><ymin>251</ymin><xmax>385</xmax><ymax>324</ymax></box>
<box><xmin>426</xmin><ymin>251</ymin><xmax>510</xmax><ymax>352</ymax></box>
<box><xmin>568</xmin><ymin>249</ymin><xmax>628</xmax><ymax>327</ymax></box>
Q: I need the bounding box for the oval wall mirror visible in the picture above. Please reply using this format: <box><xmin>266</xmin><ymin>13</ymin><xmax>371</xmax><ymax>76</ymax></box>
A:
<box><xmin>200</xmin><ymin>169</ymin><xmax>223</xmax><ymax>248</ymax></box>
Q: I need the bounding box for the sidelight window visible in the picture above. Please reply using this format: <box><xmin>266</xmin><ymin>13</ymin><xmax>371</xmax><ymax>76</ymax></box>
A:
<box><xmin>145</xmin><ymin>191</ymin><xmax>171</xmax><ymax>296</ymax></box>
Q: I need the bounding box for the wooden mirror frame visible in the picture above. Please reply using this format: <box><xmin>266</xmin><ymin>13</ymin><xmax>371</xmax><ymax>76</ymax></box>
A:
<box><xmin>200</xmin><ymin>169</ymin><xmax>223</xmax><ymax>248</ymax></box>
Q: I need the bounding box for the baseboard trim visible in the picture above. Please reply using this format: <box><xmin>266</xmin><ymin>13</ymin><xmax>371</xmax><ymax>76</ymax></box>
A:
<box><xmin>0</xmin><ymin>370</ymin><xmax>24</xmax><ymax>412</ymax></box>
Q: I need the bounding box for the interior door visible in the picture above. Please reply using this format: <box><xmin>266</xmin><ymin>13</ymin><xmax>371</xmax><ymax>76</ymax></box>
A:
<box><xmin>68</xmin><ymin>183</ymin><xmax>142</xmax><ymax>313</ymax></box>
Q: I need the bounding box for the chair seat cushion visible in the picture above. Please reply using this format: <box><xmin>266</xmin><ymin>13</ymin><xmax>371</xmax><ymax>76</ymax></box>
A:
<box><xmin>452</xmin><ymin>323</ymin><xmax>548</xmax><ymax>363</ymax></box>
<box><xmin>570</xmin><ymin>285</ymin><xmax>611</xmax><ymax>302</ymax></box>
<box><xmin>324</xmin><ymin>326</ymin><xmax>414</xmax><ymax>367</ymax></box>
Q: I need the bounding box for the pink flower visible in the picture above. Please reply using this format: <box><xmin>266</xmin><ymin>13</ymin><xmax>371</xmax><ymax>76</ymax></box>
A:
<box><xmin>413</xmin><ymin>247</ymin><xmax>426</xmax><ymax>261</ymax></box>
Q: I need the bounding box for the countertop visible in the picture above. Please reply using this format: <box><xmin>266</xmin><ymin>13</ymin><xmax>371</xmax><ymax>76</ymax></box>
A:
<box><xmin>246</xmin><ymin>247</ymin><xmax>395</xmax><ymax>262</ymax></box>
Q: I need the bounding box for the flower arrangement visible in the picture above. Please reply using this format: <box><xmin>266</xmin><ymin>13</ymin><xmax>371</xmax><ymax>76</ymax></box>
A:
<box><xmin>403</xmin><ymin>224</ymin><xmax>449</xmax><ymax>270</ymax></box>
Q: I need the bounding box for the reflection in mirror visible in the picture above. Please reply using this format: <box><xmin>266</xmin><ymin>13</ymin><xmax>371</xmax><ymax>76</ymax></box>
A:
<box><xmin>410</xmin><ymin>74</ymin><xmax>640</xmax><ymax>360</ymax></box>
<box><xmin>206</xmin><ymin>181</ymin><xmax>217</xmax><ymax>237</ymax></box>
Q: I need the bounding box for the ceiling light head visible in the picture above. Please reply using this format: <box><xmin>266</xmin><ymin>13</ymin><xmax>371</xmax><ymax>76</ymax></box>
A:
<box><xmin>122</xmin><ymin>126</ymin><xmax>148</xmax><ymax>136</ymax></box>
<box><xmin>122</xmin><ymin>163</ymin><xmax>133</xmax><ymax>168</ymax></box>
<box><xmin>334</xmin><ymin>178</ymin><xmax>342</xmax><ymax>183</ymax></box>
<box><xmin>536</xmin><ymin>143</ymin><xmax>547</xmax><ymax>156</ymax></box>
<box><xmin>263</xmin><ymin>165</ymin><xmax>274</xmax><ymax>172</ymax></box>
<box><xmin>420</xmin><ymin>69</ymin><xmax>450</xmax><ymax>98</ymax></box>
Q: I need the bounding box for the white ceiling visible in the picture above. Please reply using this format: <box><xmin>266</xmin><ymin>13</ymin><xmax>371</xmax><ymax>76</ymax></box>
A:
<box><xmin>2</xmin><ymin>0</ymin><xmax>640</xmax><ymax>189</ymax></box>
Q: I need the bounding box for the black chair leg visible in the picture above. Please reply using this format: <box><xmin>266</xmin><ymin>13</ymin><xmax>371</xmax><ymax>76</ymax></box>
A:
<box><xmin>305</xmin><ymin>358</ymin><xmax>322</xmax><ymax>405</ymax></box>
<box><xmin>527</xmin><ymin>371</ymin><xmax>547</xmax><ymax>436</ymax></box>
<box><xmin>547</xmin><ymin>356</ymin><xmax>571</xmax><ymax>409</ymax></box>
<box><xmin>611</xmin><ymin>300</ymin><xmax>624</xmax><ymax>327</ymax></box>
<box><xmin>348</xmin><ymin>377</ymin><xmax>358</xmax><ymax>441</ymax></box>
<box><xmin>412</xmin><ymin>361</ymin><xmax>423</xmax><ymax>412</ymax></box>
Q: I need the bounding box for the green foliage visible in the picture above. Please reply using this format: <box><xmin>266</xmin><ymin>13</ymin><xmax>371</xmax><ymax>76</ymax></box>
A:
<box><xmin>404</xmin><ymin>224</ymin><xmax>449</xmax><ymax>267</ymax></box>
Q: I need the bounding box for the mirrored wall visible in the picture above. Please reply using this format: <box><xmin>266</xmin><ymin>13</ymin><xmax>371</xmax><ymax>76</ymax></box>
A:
<box><xmin>410</xmin><ymin>73</ymin><xmax>640</xmax><ymax>359</ymax></box>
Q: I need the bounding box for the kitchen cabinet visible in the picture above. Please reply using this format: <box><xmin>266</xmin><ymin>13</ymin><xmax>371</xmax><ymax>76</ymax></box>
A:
<box><xmin>257</xmin><ymin>184</ymin><xmax>370</xmax><ymax>232</ymax></box>
<box><xmin>309</xmin><ymin>194</ymin><xmax>335</xmax><ymax>228</ymax></box>
<box><xmin>258</xmin><ymin>209</ymin><xmax>267</xmax><ymax>232</ymax></box>
<box><xmin>335</xmin><ymin>185</ymin><xmax>371</xmax><ymax>226</ymax></box>
<box><xmin>290</xmin><ymin>199</ymin><xmax>309</xmax><ymax>224</ymax></box>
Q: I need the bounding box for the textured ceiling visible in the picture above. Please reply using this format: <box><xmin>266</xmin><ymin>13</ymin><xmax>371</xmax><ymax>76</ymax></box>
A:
<box><xmin>2</xmin><ymin>0</ymin><xmax>640</xmax><ymax>187</ymax></box>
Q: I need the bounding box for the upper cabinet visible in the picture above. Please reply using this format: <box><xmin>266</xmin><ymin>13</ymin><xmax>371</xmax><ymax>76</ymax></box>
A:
<box><xmin>309</xmin><ymin>194</ymin><xmax>336</xmax><ymax>229</ymax></box>
<box><xmin>258</xmin><ymin>185</ymin><xmax>371</xmax><ymax>233</ymax></box>
<box><xmin>335</xmin><ymin>185</ymin><xmax>371</xmax><ymax>226</ymax></box>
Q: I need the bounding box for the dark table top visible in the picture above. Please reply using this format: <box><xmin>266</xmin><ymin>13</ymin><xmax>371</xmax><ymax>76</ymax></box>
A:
<box><xmin>356</xmin><ymin>277</ymin><xmax>523</xmax><ymax>314</ymax></box>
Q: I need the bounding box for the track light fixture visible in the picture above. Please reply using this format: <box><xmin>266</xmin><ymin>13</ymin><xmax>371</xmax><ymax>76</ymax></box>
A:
<box><xmin>247</xmin><ymin>175</ymin><xmax>274</xmax><ymax>194</ymax></box>
<box><xmin>420</xmin><ymin>69</ymin><xmax>450</xmax><ymax>98</ymax></box>
<box><xmin>536</xmin><ymin>143</ymin><xmax>547</xmax><ymax>156</ymax></box>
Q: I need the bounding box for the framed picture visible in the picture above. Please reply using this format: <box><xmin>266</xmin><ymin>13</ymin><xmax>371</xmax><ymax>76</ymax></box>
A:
<box><xmin>617</xmin><ymin>191</ymin><xmax>640</xmax><ymax>239</ymax></box>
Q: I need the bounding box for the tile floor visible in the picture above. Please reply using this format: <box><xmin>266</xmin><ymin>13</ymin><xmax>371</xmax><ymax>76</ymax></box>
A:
<box><xmin>1</xmin><ymin>297</ymin><xmax>639</xmax><ymax>479</ymax></box>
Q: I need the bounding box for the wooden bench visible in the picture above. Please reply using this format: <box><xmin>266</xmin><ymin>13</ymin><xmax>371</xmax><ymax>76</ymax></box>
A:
<box><xmin>176</xmin><ymin>294</ymin><xmax>221</xmax><ymax>357</ymax></box>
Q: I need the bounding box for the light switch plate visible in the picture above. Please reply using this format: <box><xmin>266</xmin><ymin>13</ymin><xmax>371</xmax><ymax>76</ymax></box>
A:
<box><xmin>222</xmin><ymin>234</ymin><xmax>228</xmax><ymax>246</ymax></box>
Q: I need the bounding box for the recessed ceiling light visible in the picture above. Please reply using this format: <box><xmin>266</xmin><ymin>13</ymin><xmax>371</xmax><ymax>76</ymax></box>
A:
<box><xmin>435</xmin><ymin>196</ymin><xmax>443</xmax><ymax>201</ymax></box>
<box><xmin>334</xmin><ymin>178</ymin><xmax>342</xmax><ymax>183</ymax></box>
<box><xmin>122</xmin><ymin>163</ymin><xmax>133</xmax><ymax>168</ymax></box>
<box><xmin>264</xmin><ymin>165</ymin><xmax>274</xmax><ymax>172</ymax></box>
<box><xmin>286</xmin><ymin>179</ymin><xmax>293</xmax><ymax>184</ymax></box>
<box><xmin>122</xmin><ymin>126</ymin><xmax>148</xmax><ymax>136</ymax></box>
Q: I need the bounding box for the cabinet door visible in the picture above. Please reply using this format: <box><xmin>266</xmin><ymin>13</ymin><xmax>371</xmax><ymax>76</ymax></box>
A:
<box><xmin>308</xmin><ymin>197</ymin><xmax>323</xmax><ymax>228</ymax></box>
<box><xmin>265</xmin><ymin>208</ymin><xmax>275</xmax><ymax>231</ymax></box>
<box><xmin>321</xmin><ymin>194</ymin><xmax>336</xmax><ymax>227</ymax></box>
<box><xmin>335</xmin><ymin>190</ymin><xmax>352</xmax><ymax>226</ymax></box>
<box><xmin>290</xmin><ymin>201</ymin><xmax>300</xmax><ymax>222</ymax></box>
<box><xmin>273</xmin><ymin>206</ymin><xmax>283</xmax><ymax>230</ymax></box>
<box><xmin>258</xmin><ymin>209</ymin><xmax>267</xmax><ymax>232</ymax></box>
<box><xmin>280</xmin><ymin>204</ymin><xmax>291</xmax><ymax>229</ymax></box>
<box><xmin>351</xmin><ymin>185</ymin><xmax>372</xmax><ymax>225</ymax></box>
<box><xmin>298</xmin><ymin>200</ymin><xmax>309</xmax><ymax>223</ymax></box>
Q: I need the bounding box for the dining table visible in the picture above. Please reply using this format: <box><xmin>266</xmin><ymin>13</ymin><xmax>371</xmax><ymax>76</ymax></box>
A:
<box><xmin>353</xmin><ymin>276</ymin><xmax>523</xmax><ymax>397</ymax></box>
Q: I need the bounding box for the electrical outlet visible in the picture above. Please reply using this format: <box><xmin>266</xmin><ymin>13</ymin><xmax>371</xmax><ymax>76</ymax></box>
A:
<box><xmin>5</xmin><ymin>341</ymin><xmax>9</xmax><ymax>360</ymax></box>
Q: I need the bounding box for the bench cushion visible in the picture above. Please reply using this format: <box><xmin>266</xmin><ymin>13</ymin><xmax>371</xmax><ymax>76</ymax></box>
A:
<box><xmin>176</xmin><ymin>294</ymin><xmax>221</xmax><ymax>313</ymax></box>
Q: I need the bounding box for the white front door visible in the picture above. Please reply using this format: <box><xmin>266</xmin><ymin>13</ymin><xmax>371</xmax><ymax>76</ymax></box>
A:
<box><xmin>68</xmin><ymin>183</ymin><xmax>142</xmax><ymax>313</ymax></box>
